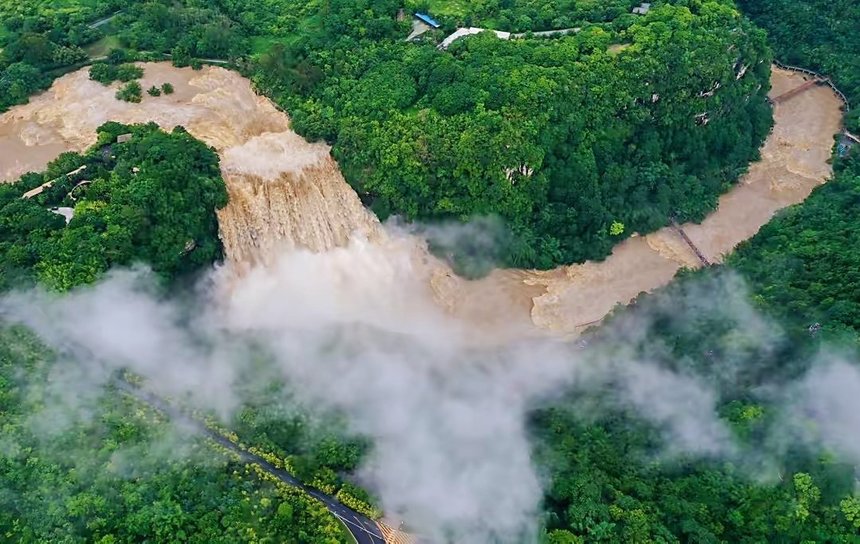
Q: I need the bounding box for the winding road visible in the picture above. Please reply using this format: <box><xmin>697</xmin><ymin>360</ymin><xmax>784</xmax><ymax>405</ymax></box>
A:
<box><xmin>438</xmin><ymin>26</ymin><xmax>579</xmax><ymax>49</ymax></box>
<box><xmin>88</xmin><ymin>13</ymin><xmax>119</xmax><ymax>29</ymax></box>
<box><xmin>114</xmin><ymin>380</ymin><xmax>386</xmax><ymax>544</ymax></box>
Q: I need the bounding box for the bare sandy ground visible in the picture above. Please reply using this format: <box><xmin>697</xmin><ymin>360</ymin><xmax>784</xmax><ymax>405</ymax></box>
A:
<box><xmin>0</xmin><ymin>65</ymin><xmax>843</xmax><ymax>339</ymax></box>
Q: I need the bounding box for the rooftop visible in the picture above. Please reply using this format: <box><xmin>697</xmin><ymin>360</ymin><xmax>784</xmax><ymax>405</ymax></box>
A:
<box><xmin>414</xmin><ymin>12</ymin><xmax>441</xmax><ymax>29</ymax></box>
<box><xmin>632</xmin><ymin>2</ymin><xmax>652</xmax><ymax>15</ymax></box>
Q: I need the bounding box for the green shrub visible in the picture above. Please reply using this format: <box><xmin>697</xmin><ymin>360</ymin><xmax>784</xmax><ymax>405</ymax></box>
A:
<box><xmin>115</xmin><ymin>63</ymin><xmax>144</xmax><ymax>82</ymax></box>
<box><xmin>90</xmin><ymin>63</ymin><xmax>143</xmax><ymax>85</ymax></box>
<box><xmin>89</xmin><ymin>62</ymin><xmax>114</xmax><ymax>85</ymax></box>
<box><xmin>107</xmin><ymin>48</ymin><xmax>129</xmax><ymax>65</ymax></box>
<box><xmin>115</xmin><ymin>81</ymin><xmax>142</xmax><ymax>103</ymax></box>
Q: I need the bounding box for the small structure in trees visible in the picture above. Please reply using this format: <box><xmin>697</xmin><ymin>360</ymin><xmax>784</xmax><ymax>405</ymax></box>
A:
<box><xmin>414</xmin><ymin>12</ymin><xmax>441</xmax><ymax>29</ymax></box>
<box><xmin>838</xmin><ymin>132</ymin><xmax>858</xmax><ymax>157</ymax></box>
<box><xmin>181</xmin><ymin>239</ymin><xmax>197</xmax><ymax>255</ymax></box>
<box><xmin>49</xmin><ymin>206</ymin><xmax>75</xmax><ymax>224</ymax></box>
<box><xmin>632</xmin><ymin>3</ymin><xmax>651</xmax><ymax>14</ymax></box>
<box><xmin>22</xmin><ymin>181</ymin><xmax>54</xmax><ymax>199</ymax></box>
<box><xmin>67</xmin><ymin>180</ymin><xmax>92</xmax><ymax>201</ymax></box>
<box><xmin>504</xmin><ymin>164</ymin><xmax>534</xmax><ymax>183</ymax></box>
<box><xmin>407</xmin><ymin>12</ymin><xmax>441</xmax><ymax>41</ymax></box>
<box><xmin>117</xmin><ymin>133</ymin><xmax>133</xmax><ymax>143</ymax></box>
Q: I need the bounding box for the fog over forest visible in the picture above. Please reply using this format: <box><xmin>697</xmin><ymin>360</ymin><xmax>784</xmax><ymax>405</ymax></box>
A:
<box><xmin>4</xmin><ymin>242</ymin><xmax>859</xmax><ymax>542</ymax></box>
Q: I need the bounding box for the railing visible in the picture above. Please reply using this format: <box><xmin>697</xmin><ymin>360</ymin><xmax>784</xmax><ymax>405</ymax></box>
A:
<box><xmin>773</xmin><ymin>59</ymin><xmax>850</xmax><ymax>112</ymax></box>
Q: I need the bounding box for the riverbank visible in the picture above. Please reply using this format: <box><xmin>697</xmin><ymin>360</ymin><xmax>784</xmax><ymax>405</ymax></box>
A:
<box><xmin>499</xmin><ymin>67</ymin><xmax>843</xmax><ymax>335</ymax></box>
<box><xmin>0</xmin><ymin>64</ymin><xmax>844</xmax><ymax>340</ymax></box>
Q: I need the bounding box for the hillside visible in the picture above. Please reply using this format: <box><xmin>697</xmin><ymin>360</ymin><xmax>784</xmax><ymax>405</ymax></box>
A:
<box><xmin>2</xmin><ymin>2</ymin><xmax>860</xmax><ymax>543</ymax></box>
<box><xmin>738</xmin><ymin>0</ymin><xmax>860</xmax><ymax>131</ymax></box>
<box><xmin>2</xmin><ymin>0</ymin><xmax>773</xmax><ymax>268</ymax></box>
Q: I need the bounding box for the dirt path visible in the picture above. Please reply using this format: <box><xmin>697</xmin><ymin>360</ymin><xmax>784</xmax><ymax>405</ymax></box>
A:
<box><xmin>0</xmin><ymin>65</ymin><xmax>843</xmax><ymax>340</ymax></box>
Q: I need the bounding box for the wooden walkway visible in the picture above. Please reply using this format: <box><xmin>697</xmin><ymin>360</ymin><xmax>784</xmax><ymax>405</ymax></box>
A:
<box><xmin>771</xmin><ymin>76</ymin><xmax>827</xmax><ymax>104</ymax></box>
<box><xmin>21</xmin><ymin>165</ymin><xmax>87</xmax><ymax>199</ymax></box>
<box><xmin>670</xmin><ymin>218</ymin><xmax>711</xmax><ymax>267</ymax></box>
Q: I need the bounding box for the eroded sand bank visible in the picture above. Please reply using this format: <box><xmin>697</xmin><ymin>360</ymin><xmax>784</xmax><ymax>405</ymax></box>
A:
<box><xmin>0</xmin><ymin>65</ymin><xmax>843</xmax><ymax>338</ymax></box>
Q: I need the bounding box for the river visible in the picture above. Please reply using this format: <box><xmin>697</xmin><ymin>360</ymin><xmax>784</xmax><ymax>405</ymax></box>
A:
<box><xmin>0</xmin><ymin>64</ymin><xmax>843</xmax><ymax>339</ymax></box>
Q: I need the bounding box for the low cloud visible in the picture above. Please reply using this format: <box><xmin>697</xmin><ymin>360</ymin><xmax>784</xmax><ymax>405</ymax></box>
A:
<box><xmin>780</xmin><ymin>356</ymin><xmax>860</xmax><ymax>464</ymax></box>
<box><xmin>2</xmin><ymin>235</ymin><xmax>840</xmax><ymax>543</ymax></box>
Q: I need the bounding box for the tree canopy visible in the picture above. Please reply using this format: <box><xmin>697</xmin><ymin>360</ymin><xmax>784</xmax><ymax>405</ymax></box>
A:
<box><xmin>738</xmin><ymin>0</ymin><xmax>860</xmax><ymax>131</ymax></box>
<box><xmin>0</xmin><ymin>122</ymin><xmax>227</xmax><ymax>291</ymax></box>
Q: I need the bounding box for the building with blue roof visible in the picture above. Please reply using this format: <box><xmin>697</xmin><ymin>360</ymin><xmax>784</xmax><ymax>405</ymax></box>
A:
<box><xmin>415</xmin><ymin>12</ymin><xmax>441</xmax><ymax>29</ymax></box>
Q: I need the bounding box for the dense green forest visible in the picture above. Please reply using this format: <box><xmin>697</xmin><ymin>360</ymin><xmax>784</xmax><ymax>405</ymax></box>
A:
<box><xmin>0</xmin><ymin>122</ymin><xmax>227</xmax><ymax>291</ymax></box>
<box><xmin>2</xmin><ymin>0</ymin><xmax>773</xmax><ymax>268</ymax></box>
<box><xmin>737</xmin><ymin>0</ymin><xmax>860</xmax><ymax>132</ymax></box>
<box><xmin>2</xmin><ymin>1</ymin><xmax>860</xmax><ymax>542</ymax></box>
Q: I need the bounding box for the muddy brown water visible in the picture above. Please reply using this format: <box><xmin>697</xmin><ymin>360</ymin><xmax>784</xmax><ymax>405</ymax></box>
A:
<box><xmin>507</xmin><ymin>69</ymin><xmax>844</xmax><ymax>335</ymax></box>
<box><xmin>0</xmin><ymin>65</ymin><xmax>843</xmax><ymax>339</ymax></box>
<box><xmin>0</xmin><ymin>62</ymin><xmax>382</xmax><ymax>269</ymax></box>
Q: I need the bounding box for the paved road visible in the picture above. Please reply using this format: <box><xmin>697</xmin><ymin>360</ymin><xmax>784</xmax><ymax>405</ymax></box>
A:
<box><xmin>438</xmin><ymin>25</ymin><xmax>580</xmax><ymax>49</ymax></box>
<box><xmin>115</xmin><ymin>380</ymin><xmax>386</xmax><ymax>544</ymax></box>
<box><xmin>88</xmin><ymin>13</ymin><xmax>119</xmax><ymax>29</ymax></box>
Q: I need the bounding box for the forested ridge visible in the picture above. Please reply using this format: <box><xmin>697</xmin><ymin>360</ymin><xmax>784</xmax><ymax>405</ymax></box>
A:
<box><xmin>3</xmin><ymin>0</ymin><xmax>773</xmax><ymax>268</ymax></box>
<box><xmin>737</xmin><ymin>0</ymin><xmax>860</xmax><ymax>132</ymax></box>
